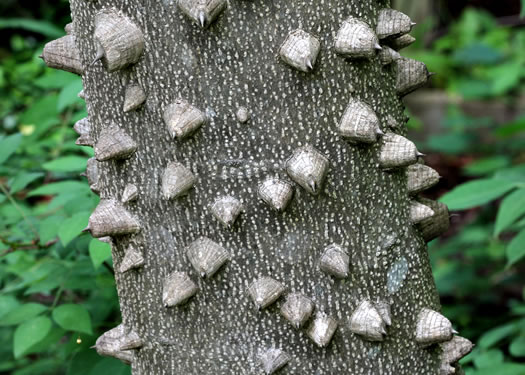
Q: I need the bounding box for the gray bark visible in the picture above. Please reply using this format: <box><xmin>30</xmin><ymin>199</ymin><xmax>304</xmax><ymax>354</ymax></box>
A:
<box><xmin>45</xmin><ymin>0</ymin><xmax>471</xmax><ymax>373</ymax></box>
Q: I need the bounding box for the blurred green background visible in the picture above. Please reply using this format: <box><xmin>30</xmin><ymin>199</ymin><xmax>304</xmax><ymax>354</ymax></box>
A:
<box><xmin>0</xmin><ymin>1</ymin><xmax>524</xmax><ymax>374</ymax></box>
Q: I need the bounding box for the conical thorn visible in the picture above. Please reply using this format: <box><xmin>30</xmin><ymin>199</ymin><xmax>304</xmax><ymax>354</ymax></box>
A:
<box><xmin>428</xmin><ymin>72</ymin><xmax>437</xmax><ymax>77</ymax></box>
<box><xmin>38</xmin><ymin>54</ymin><xmax>43</xmax><ymax>60</ymax></box>
<box><xmin>82</xmin><ymin>226</ymin><xmax>91</xmax><ymax>233</ymax></box>
<box><xmin>198</xmin><ymin>11</ymin><xmax>206</xmax><ymax>28</ymax></box>
<box><xmin>452</xmin><ymin>329</ymin><xmax>459</xmax><ymax>334</ymax></box>
<box><xmin>417</xmin><ymin>152</ymin><xmax>425</xmax><ymax>157</ymax></box>
<box><xmin>91</xmin><ymin>44</ymin><xmax>104</xmax><ymax>67</ymax></box>
<box><xmin>308</xmin><ymin>179</ymin><xmax>317</xmax><ymax>193</ymax></box>
<box><xmin>375</xmin><ymin>43</ymin><xmax>383</xmax><ymax>50</ymax></box>
<box><xmin>376</xmin><ymin>128</ymin><xmax>385</xmax><ymax>136</ymax></box>
<box><xmin>90</xmin><ymin>53</ymin><xmax>104</xmax><ymax>67</ymax></box>
<box><xmin>411</xmin><ymin>22</ymin><xmax>417</xmax><ymax>27</ymax></box>
<box><xmin>306</xmin><ymin>59</ymin><xmax>314</xmax><ymax>71</ymax></box>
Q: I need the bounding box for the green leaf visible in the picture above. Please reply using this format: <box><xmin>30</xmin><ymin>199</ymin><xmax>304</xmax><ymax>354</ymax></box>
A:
<box><xmin>0</xmin><ymin>295</ymin><xmax>20</xmax><ymax>319</ymax></box>
<box><xmin>18</xmin><ymin>94</ymin><xmax>59</xmax><ymax>126</ymax></box>
<box><xmin>493</xmin><ymin>165</ymin><xmax>525</xmax><ymax>183</ymax></box>
<box><xmin>28</xmin><ymin>181</ymin><xmax>90</xmax><ymax>197</ymax></box>
<box><xmin>9</xmin><ymin>172</ymin><xmax>44</xmax><ymax>194</ymax></box>
<box><xmin>478</xmin><ymin>321</ymin><xmax>521</xmax><ymax>349</ymax></box>
<box><xmin>38</xmin><ymin>215</ymin><xmax>64</xmax><ymax>244</ymax></box>
<box><xmin>521</xmin><ymin>0</ymin><xmax>525</xmax><ymax>18</ymax></box>
<box><xmin>452</xmin><ymin>43</ymin><xmax>503</xmax><ymax>65</ymax></box>
<box><xmin>495</xmin><ymin>188</ymin><xmax>525</xmax><ymax>237</ymax></box>
<box><xmin>22</xmin><ymin>326</ymin><xmax>65</xmax><ymax>357</ymax></box>
<box><xmin>67</xmin><ymin>350</ymin><xmax>104</xmax><ymax>375</ymax></box>
<box><xmin>52</xmin><ymin>304</ymin><xmax>93</xmax><ymax>335</ymax></box>
<box><xmin>426</xmin><ymin>132</ymin><xmax>474</xmax><ymax>155</ymax></box>
<box><xmin>43</xmin><ymin>156</ymin><xmax>87</xmax><ymax>173</ymax></box>
<box><xmin>463</xmin><ymin>156</ymin><xmax>511</xmax><ymax>177</ymax></box>
<box><xmin>496</xmin><ymin>116</ymin><xmax>525</xmax><ymax>138</ymax></box>
<box><xmin>89</xmin><ymin>239</ymin><xmax>112</xmax><ymax>270</ymax></box>
<box><xmin>471</xmin><ymin>363</ymin><xmax>525</xmax><ymax>375</ymax></box>
<box><xmin>58</xmin><ymin>211</ymin><xmax>91</xmax><ymax>247</ymax></box>
<box><xmin>34</xmin><ymin>70</ymin><xmax>79</xmax><ymax>90</ymax></box>
<box><xmin>0</xmin><ymin>133</ymin><xmax>22</xmax><ymax>165</ymax></box>
<box><xmin>440</xmin><ymin>179</ymin><xmax>517</xmax><ymax>210</ymax></box>
<box><xmin>13</xmin><ymin>316</ymin><xmax>52</xmax><ymax>358</ymax></box>
<box><xmin>473</xmin><ymin>349</ymin><xmax>504</xmax><ymax>368</ymax></box>
<box><xmin>0</xmin><ymin>18</ymin><xmax>63</xmax><ymax>38</ymax></box>
<box><xmin>0</xmin><ymin>303</ymin><xmax>48</xmax><ymax>326</ymax></box>
<box><xmin>57</xmin><ymin>79</ymin><xmax>84</xmax><ymax>112</ymax></box>
<box><xmin>12</xmin><ymin>358</ymin><xmax>62</xmax><ymax>375</ymax></box>
<box><xmin>88</xmin><ymin>357</ymin><xmax>131</xmax><ymax>375</ymax></box>
<box><xmin>489</xmin><ymin>62</ymin><xmax>523</xmax><ymax>95</ymax></box>
<box><xmin>507</xmin><ymin>229</ymin><xmax>525</xmax><ymax>267</ymax></box>
<box><xmin>510</xmin><ymin>336</ymin><xmax>525</xmax><ymax>357</ymax></box>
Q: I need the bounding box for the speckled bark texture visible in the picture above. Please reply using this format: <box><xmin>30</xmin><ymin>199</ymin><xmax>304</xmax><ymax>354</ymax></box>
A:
<box><xmin>67</xmin><ymin>0</ymin><xmax>451</xmax><ymax>373</ymax></box>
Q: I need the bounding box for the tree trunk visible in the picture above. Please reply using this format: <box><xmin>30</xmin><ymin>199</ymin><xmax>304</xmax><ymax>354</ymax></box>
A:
<box><xmin>43</xmin><ymin>0</ymin><xmax>472</xmax><ymax>373</ymax></box>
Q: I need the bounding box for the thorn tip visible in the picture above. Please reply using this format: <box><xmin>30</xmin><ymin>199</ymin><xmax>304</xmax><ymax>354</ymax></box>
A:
<box><xmin>199</xmin><ymin>12</ymin><xmax>206</xmax><ymax>28</ymax></box>
<box><xmin>306</xmin><ymin>59</ymin><xmax>314</xmax><ymax>70</ymax></box>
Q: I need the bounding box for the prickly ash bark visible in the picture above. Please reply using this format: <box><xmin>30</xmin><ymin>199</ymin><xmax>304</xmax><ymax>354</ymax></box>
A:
<box><xmin>48</xmin><ymin>0</ymin><xmax>472</xmax><ymax>373</ymax></box>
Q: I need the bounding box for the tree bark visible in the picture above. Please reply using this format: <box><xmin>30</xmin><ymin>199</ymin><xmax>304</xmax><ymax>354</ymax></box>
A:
<box><xmin>44</xmin><ymin>0</ymin><xmax>472</xmax><ymax>373</ymax></box>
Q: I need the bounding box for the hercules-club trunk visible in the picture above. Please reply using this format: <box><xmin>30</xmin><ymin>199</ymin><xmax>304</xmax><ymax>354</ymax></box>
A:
<box><xmin>42</xmin><ymin>0</ymin><xmax>472</xmax><ymax>373</ymax></box>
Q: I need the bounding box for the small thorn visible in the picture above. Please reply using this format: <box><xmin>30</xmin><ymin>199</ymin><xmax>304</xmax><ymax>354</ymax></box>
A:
<box><xmin>428</xmin><ymin>72</ymin><xmax>437</xmax><ymax>77</ymax></box>
<box><xmin>411</xmin><ymin>22</ymin><xmax>417</xmax><ymax>27</ymax></box>
<box><xmin>375</xmin><ymin>43</ymin><xmax>383</xmax><ymax>50</ymax></box>
<box><xmin>306</xmin><ymin>59</ymin><xmax>314</xmax><ymax>71</ymax></box>
<box><xmin>81</xmin><ymin>226</ymin><xmax>91</xmax><ymax>233</ymax></box>
<box><xmin>200</xmin><ymin>272</ymin><xmax>206</xmax><ymax>278</ymax></box>
<box><xmin>80</xmin><ymin>172</ymin><xmax>87</xmax><ymax>177</ymax></box>
<box><xmin>38</xmin><ymin>54</ymin><xmax>43</xmax><ymax>60</ymax></box>
<box><xmin>452</xmin><ymin>329</ymin><xmax>459</xmax><ymax>334</ymax></box>
<box><xmin>90</xmin><ymin>345</ymin><xmax>96</xmax><ymax>349</ymax></box>
<box><xmin>90</xmin><ymin>56</ymin><xmax>103</xmax><ymax>67</ymax></box>
<box><xmin>417</xmin><ymin>152</ymin><xmax>425</xmax><ymax>157</ymax></box>
<box><xmin>376</xmin><ymin>128</ymin><xmax>385</xmax><ymax>136</ymax></box>
<box><xmin>91</xmin><ymin>46</ymin><xmax>104</xmax><ymax>66</ymax></box>
<box><xmin>308</xmin><ymin>179</ymin><xmax>317</xmax><ymax>193</ymax></box>
<box><xmin>450</xmin><ymin>214</ymin><xmax>460</xmax><ymax>218</ymax></box>
<box><xmin>199</xmin><ymin>11</ymin><xmax>206</xmax><ymax>28</ymax></box>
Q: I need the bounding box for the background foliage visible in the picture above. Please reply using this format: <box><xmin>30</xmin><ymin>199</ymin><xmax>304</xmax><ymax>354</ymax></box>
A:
<box><xmin>402</xmin><ymin>5</ymin><xmax>525</xmax><ymax>374</ymax></box>
<box><xmin>0</xmin><ymin>1</ymin><xmax>524</xmax><ymax>374</ymax></box>
<box><xmin>0</xmin><ymin>1</ymin><xmax>128</xmax><ymax>374</ymax></box>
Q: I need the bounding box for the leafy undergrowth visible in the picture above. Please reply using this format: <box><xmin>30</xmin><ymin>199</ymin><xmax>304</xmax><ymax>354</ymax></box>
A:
<box><xmin>0</xmin><ymin>26</ymin><xmax>130</xmax><ymax>375</ymax></box>
<box><xmin>405</xmin><ymin>7</ymin><xmax>525</xmax><ymax>375</ymax></box>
